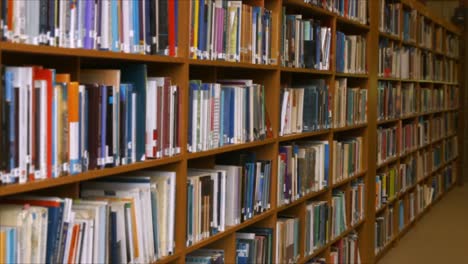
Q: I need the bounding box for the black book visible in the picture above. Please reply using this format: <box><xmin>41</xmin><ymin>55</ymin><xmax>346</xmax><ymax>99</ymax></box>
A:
<box><xmin>38</xmin><ymin>0</ymin><xmax>48</xmax><ymax>44</ymax></box>
<box><xmin>158</xmin><ymin>0</ymin><xmax>168</xmax><ymax>55</ymax></box>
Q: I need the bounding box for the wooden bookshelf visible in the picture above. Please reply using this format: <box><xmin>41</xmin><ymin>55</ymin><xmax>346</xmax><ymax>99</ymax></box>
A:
<box><xmin>0</xmin><ymin>0</ymin><xmax>461</xmax><ymax>263</ymax></box>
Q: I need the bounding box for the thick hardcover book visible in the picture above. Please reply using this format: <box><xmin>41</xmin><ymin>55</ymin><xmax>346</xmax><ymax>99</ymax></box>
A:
<box><xmin>85</xmin><ymin>84</ymin><xmax>100</xmax><ymax>170</ymax></box>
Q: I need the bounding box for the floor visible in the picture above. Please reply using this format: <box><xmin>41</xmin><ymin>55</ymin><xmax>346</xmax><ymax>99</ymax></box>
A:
<box><xmin>378</xmin><ymin>177</ymin><xmax>468</xmax><ymax>264</ymax></box>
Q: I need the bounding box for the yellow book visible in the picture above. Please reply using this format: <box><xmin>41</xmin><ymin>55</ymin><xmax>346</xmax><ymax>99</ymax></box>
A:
<box><xmin>0</xmin><ymin>229</ymin><xmax>5</xmax><ymax>264</ymax></box>
<box><xmin>193</xmin><ymin>0</ymin><xmax>199</xmax><ymax>59</ymax></box>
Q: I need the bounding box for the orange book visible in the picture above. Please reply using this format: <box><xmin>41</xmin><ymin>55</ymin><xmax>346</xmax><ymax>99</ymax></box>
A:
<box><xmin>0</xmin><ymin>229</ymin><xmax>5</xmax><ymax>263</ymax></box>
<box><xmin>67</xmin><ymin>224</ymin><xmax>80</xmax><ymax>264</ymax></box>
<box><xmin>68</xmin><ymin>82</ymin><xmax>80</xmax><ymax>174</ymax></box>
<box><xmin>56</xmin><ymin>73</ymin><xmax>71</xmax><ymax>83</ymax></box>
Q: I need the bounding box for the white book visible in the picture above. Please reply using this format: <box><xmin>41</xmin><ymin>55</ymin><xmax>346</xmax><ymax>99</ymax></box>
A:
<box><xmin>191</xmin><ymin>85</ymin><xmax>199</xmax><ymax>152</ymax></box>
<box><xmin>146</xmin><ymin>80</ymin><xmax>157</xmax><ymax>158</ymax></box>
<box><xmin>280</xmin><ymin>91</ymin><xmax>289</xmax><ymax>136</ymax></box>
<box><xmin>81</xmin><ymin>185</ymin><xmax>150</xmax><ymax>263</ymax></box>
<box><xmin>122</xmin><ymin>0</ymin><xmax>131</xmax><ymax>53</ymax></box>
<box><xmin>169</xmin><ymin>85</ymin><xmax>176</xmax><ymax>156</ymax></box>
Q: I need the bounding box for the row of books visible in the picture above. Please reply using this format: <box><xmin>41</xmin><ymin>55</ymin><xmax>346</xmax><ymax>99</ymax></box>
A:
<box><xmin>278</xmin><ymin>142</ymin><xmax>329</xmax><ymax>206</ymax></box>
<box><xmin>1</xmin><ymin>0</ymin><xmax>178</xmax><ymax>56</ymax></box>
<box><xmin>378</xmin><ymin>83</ymin><xmax>457</xmax><ymax>122</ymax></box>
<box><xmin>375</xmin><ymin>206</ymin><xmax>394</xmax><ymax>253</ymax></box>
<box><xmin>333</xmin><ymin>78</ymin><xmax>367</xmax><ymax>128</ymax></box>
<box><xmin>397</xmin><ymin>195</ymin><xmax>415</xmax><ymax>231</ymax></box>
<box><xmin>186</xmin><ymin>249</ymin><xmax>224</xmax><ymax>264</ymax></box>
<box><xmin>416</xmin><ymin>182</ymin><xmax>433</xmax><ymax>212</ymax></box>
<box><xmin>189</xmin><ymin>1</ymin><xmax>273</xmax><ymax>64</ymax></box>
<box><xmin>400</xmin><ymin>156</ymin><xmax>418</xmax><ymax>192</ymax></box>
<box><xmin>419</xmin><ymin>17</ymin><xmax>433</xmax><ymax>49</ymax></box>
<box><xmin>186</xmin><ymin>157</ymin><xmax>272</xmax><ymax>245</ymax></box>
<box><xmin>379</xmin><ymin>0</ymin><xmax>401</xmax><ymax>36</ymax></box>
<box><xmin>376</xmin><ymin>167</ymin><xmax>398</xmax><ymax>209</ymax></box>
<box><xmin>375</xmin><ymin>156</ymin><xmax>420</xmax><ymax>210</ymax></box>
<box><xmin>445</xmin><ymin>60</ymin><xmax>459</xmax><ymax>83</ymax></box>
<box><xmin>279</xmin><ymin>79</ymin><xmax>331</xmax><ymax>136</ymax></box>
<box><xmin>445</xmin><ymin>112</ymin><xmax>459</xmax><ymax>136</ymax></box>
<box><xmin>304</xmin><ymin>0</ymin><xmax>368</xmax><ymax>24</ymax></box>
<box><xmin>336</xmin><ymin>32</ymin><xmax>367</xmax><ymax>74</ymax></box>
<box><xmin>401</xmin><ymin>122</ymin><xmax>417</xmax><ymax>154</ymax></box>
<box><xmin>442</xmin><ymin>165</ymin><xmax>456</xmax><ymax>191</ymax></box>
<box><xmin>276</xmin><ymin>216</ymin><xmax>300</xmax><ymax>263</ymax></box>
<box><xmin>236</xmin><ymin>227</ymin><xmax>273</xmax><ymax>264</ymax></box>
<box><xmin>330</xmin><ymin>233</ymin><xmax>361</xmax><ymax>264</ymax></box>
<box><xmin>0</xmin><ymin>65</ymin><xmax>180</xmax><ymax>185</ymax></box>
<box><xmin>444</xmin><ymin>136</ymin><xmax>458</xmax><ymax>162</ymax></box>
<box><xmin>188</xmin><ymin>80</ymin><xmax>271</xmax><ymax>153</ymax></box>
<box><xmin>434</xmin><ymin>26</ymin><xmax>444</xmax><ymax>52</ymax></box>
<box><xmin>378</xmin><ymin>42</ymin><xmax>422</xmax><ymax>80</ymax></box>
<box><xmin>377</xmin><ymin>81</ymin><xmax>401</xmax><ymax>121</ymax></box>
<box><xmin>417</xmin><ymin>150</ymin><xmax>431</xmax><ymax>180</ymax></box>
<box><xmin>331</xmin><ymin>191</ymin><xmax>347</xmax><ymax>239</ymax></box>
<box><xmin>402</xmin><ymin>9</ymin><xmax>417</xmax><ymax>43</ymax></box>
<box><xmin>332</xmin><ymin>137</ymin><xmax>363</xmax><ymax>184</ymax></box>
<box><xmin>446</xmin><ymin>34</ymin><xmax>460</xmax><ymax>58</ymax></box>
<box><xmin>281</xmin><ymin>12</ymin><xmax>331</xmax><ymax>70</ymax></box>
<box><xmin>377</xmin><ymin>125</ymin><xmax>399</xmax><ymax>165</ymax></box>
<box><xmin>305</xmin><ymin>201</ymin><xmax>329</xmax><ymax>255</ymax></box>
<box><xmin>350</xmin><ymin>180</ymin><xmax>365</xmax><ymax>225</ymax></box>
<box><xmin>0</xmin><ymin>171</ymin><xmax>176</xmax><ymax>264</ymax></box>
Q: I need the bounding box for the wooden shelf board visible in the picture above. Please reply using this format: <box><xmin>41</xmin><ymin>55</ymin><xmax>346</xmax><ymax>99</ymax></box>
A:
<box><xmin>400</xmin><ymin>79</ymin><xmax>419</xmax><ymax>83</ymax></box>
<box><xmin>277</xmin><ymin>188</ymin><xmax>329</xmax><ymax>212</ymax></box>
<box><xmin>300</xmin><ymin>220</ymin><xmax>365</xmax><ymax>263</ymax></box>
<box><xmin>377</xmin><ymin>156</ymin><xmax>400</xmax><ymax>169</ymax></box>
<box><xmin>280</xmin><ymin>67</ymin><xmax>333</xmax><ymax>75</ymax></box>
<box><xmin>401</xmin><ymin>40</ymin><xmax>418</xmax><ymax>47</ymax></box>
<box><xmin>187</xmin><ymin>138</ymin><xmax>276</xmax><ymax>159</ymax></box>
<box><xmin>377</xmin><ymin>118</ymin><xmax>400</xmax><ymax>125</ymax></box>
<box><xmin>331</xmin><ymin>170</ymin><xmax>367</xmax><ymax>188</ymax></box>
<box><xmin>335</xmin><ymin>72</ymin><xmax>369</xmax><ymax>78</ymax></box>
<box><xmin>379</xmin><ymin>31</ymin><xmax>401</xmax><ymax>42</ymax></box>
<box><xmin>0</xmin><ymin>155</ymin><xmax>183</xmax><ymax>197</ymax></box>
<box><xmin>185</xmin><ymin>210</ymin><xmax>274</xmax><ymax>254</ymax></box>
<box><xmin>0</xmin><ymin>42</ymin><xmax>186</xmax><ymax>64</ymax></box>
<box><xmin>378</xmin><ymin>77</ymin><xmax>401</xmax><ymax>82</ymax></box>
<box><xmin>400</xmin><ymin>113</ymin><xmax>419</xmax><ymax>120</ymax></box>
<box><xmin>283</xmin><ymin>0</ymin><xmax>336</xmax><ymax>17</ymax></box>
<box><xmin>152</xmin><ymin>252</ymin><xmax>182</xmax><ymax>264</ymax></box>
<box><xmin>279</xmin><ymin>130</ymin><xmax>331</xmax><ymax>142</ymax></box>
<box><xmin>336</xmin><ymin>16</ymin><xmax>370</xmax><ymax>30</ymax></box>
<box><xmin>333</xmin><ymin>123</ymin><xmax>367</xmax><ymax>132</ymax></box>
<box><xmin>399</xmin><ymin>147</ymin><xmax>419</xmax><ymax>159</ymax></box>
<box><xmin>189</xmin><ymin>59</ymin><xmax>278</xmax><ymax>70</ymax></box>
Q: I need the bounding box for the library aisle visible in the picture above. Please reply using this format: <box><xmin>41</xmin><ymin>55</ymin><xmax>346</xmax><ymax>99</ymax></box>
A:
<box><xmin>379</xmin><ymin>179</ymin><xmax>468</xmax><ymax>264</ymax></box>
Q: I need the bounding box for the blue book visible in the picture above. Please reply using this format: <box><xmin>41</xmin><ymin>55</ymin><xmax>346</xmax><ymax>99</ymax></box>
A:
<box><xmin>219</xmin><ymin>89</ymin><xmax>225</xmax><ymax>147</ymax></box>
<box><xmin>110</xmin><ymin>211</ymin><xmax>120</xmax><ymax>264</ymax></box>
<box><xmin>198</xmin><ymin>0</ymin><xmax>206</xmax><ymax>56</ymax></box>
<box><xmin>120</xmin><ymin>65</ymin><xmax>147</xmax><ymax>162</ymax></box>
<box><xmin>228</xmin><ymin>88</ymin><xmax>235</xmax><ymax>144</ymax></box>
<box><xmin>133</xmin><ymin>0</ymin><xmax>140</xmax><ymax>53</ymax></box>
<box><xmin>236</xmin><ymin>241</ymin><xmax>249</xmax><ymax>264</ymax></box>
<box><xmin>4</xmin><ymin>70</ymin><xmax>14</xmax><ymax>175</ymax></box>
<box><xmin>111</xmin><ymin>0</ymin><xmax>119</xmax><ymax>51</ymax></box>
<box><xmin>99</xmin><ymin>86</ymin><xmax>107</xmax><ymax>169</ymax></box>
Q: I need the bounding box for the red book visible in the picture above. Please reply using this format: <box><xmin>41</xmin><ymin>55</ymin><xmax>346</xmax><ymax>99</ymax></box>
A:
<box><xmin>34</xmin><ymin>69</ymin><xmax>54</xmax><ymax>179</ymax></box>
<box><xmin>168</xmin><ymin>0</ymin><xmax>176</xmax><ymax>56</ymax></box>
<box><xmin>67</xmin><ymin>224</ymin><xmax>80</xmax><ymax>264</ymax></box>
